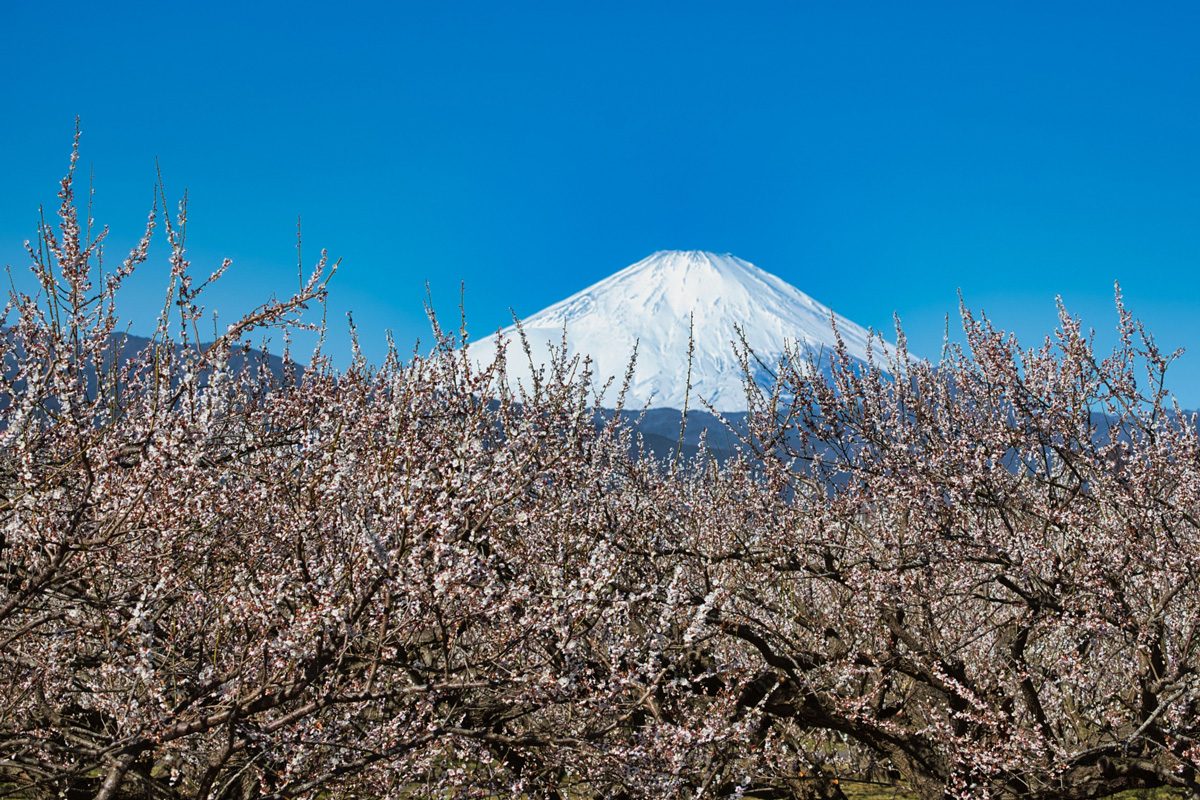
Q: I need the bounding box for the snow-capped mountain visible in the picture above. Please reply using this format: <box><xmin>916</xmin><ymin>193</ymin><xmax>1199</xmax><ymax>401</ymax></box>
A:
<box><xmin>469</xmin><ymin>250</ymin><xmax>889</xmax><ymax>412</ymax></box>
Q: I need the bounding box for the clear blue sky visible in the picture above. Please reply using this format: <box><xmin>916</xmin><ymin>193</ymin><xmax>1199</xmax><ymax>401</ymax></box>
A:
<box><xmin>4</xmin><ymin>2</ymin><xmax>1200</xmax><ymax>406</ymax></box>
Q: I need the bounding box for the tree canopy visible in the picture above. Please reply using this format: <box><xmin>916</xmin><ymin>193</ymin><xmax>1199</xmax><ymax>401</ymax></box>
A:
<box><xmin>2</xmin><ymin>136</ymin><xmax>1198</xmax><ymax>800</ymax></box>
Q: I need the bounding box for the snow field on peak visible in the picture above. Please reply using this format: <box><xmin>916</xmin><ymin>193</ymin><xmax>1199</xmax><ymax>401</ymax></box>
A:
<box><xmin>468</xmin><ymin>250</ymin><xmax>891</xmax><ymax>412</ymax></box>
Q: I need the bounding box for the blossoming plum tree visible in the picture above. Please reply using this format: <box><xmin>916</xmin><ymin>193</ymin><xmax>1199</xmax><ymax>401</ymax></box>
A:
<box><xmin>713</xmin><ymin>298</ymin><xmax>1200</xmax><ymax>799</ymax></box>
<box><xmin>0</xmin><ymin>134</ymin><xmax>770</xmax><ymax>800</ymax></box>
<box><xmin>1</xmin><ymin>134</ymin><xmax>1198</xmax><ymax>800</ymax></box>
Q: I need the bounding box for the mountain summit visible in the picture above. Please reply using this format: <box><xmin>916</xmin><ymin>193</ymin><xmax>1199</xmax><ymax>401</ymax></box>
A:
<box><xmin>469</xmin><ymin>250</ymin><xmax>886</xmax><ymax>412</ymax></box>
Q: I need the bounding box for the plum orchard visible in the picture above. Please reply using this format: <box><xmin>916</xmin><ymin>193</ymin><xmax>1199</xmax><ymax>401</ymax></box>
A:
<box><xmin>1</xmin><ymin>142</ymin><xmax>1198</xmax><ymax>800</ymax></box>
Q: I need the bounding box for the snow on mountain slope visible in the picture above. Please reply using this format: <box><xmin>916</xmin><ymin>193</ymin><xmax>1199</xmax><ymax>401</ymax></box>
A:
<box><xmin>468</xmin><ymin>250</ymin><xmax>891</xmax><ymax>412</ymax></box>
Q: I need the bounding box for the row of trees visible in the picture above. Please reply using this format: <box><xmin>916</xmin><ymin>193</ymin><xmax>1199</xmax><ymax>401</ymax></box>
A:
<box><xmin>1</xmin><ymin>140</ymin><xmax>1198</xmax><ymax>800</ymax></box>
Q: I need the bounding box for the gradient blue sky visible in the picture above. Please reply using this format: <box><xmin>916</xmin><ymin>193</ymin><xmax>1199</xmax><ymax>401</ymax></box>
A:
<box><xmin>3</xmin><ymin>2</ymin><xmax>1200</xmax><ymax>406</ymax></box>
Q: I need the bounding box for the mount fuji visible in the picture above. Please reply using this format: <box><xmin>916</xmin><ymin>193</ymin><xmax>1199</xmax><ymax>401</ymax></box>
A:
<box><xmin>469</xmin><ymin>250</ymin><xmax>890</xmax><ymax>412</ymax></box>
